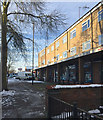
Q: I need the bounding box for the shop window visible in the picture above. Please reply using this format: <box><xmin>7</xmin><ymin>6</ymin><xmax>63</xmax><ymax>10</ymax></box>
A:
<box><xmin>51</xmin><ymin>45</ymin><xmax>54</xmax><ymax>51</ymax></box>
<box><xmin>56</xmin><ymin>41</ymin><xmax>59</xmax><ymax>48</ymax></box>
<box><xmin>70</xmin><ymin>29</ymin><xmax>76</xmax><ymax>39</ymax></box>
<box><xmin>63</xmin><ymin>35</ymin><xmax>67</xmax><ymax>43</ymax></box>
<box><xmin>83</xmin><ymin>62</ymin><xmax>92</xmax><ymax>83</ymax></box>
<box><xmin>63</xmin><ymin>51</ymin><xmax>67</xmax><ymax>58</ymax></box>
<box><xmin>70</xmin><ymin>47</ymin><xmax>76</xmax><ymax>56</ymax></box>
<box><xmin>68</xmin><ymin>65</ymin><xmax>77</xmax><ymax>84</ymax></box>
<box><xmin>82</xmin><ymin>40</ymin><xmax>91</xmax><ymax>51</ymax></box>
<box><xmin>98</xmin><ymin>9</ymin><xmax>103</xmax><ymax>22</ymax></box>
<box><xmin>98</xmin><ymin>34</ymin><xmax>103</xmax><ymax>46</ymax></box>
<box><xmin>82</xmin><ymin>19</ymin><xmax>90</xmax><ymax>32</ymax></box>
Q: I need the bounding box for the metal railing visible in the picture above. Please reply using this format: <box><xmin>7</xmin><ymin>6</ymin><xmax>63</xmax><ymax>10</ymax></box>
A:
<box><xmin>48</xmin><ymin>95</ymin><xmax>103</xmax><ymax>120</ymax></box>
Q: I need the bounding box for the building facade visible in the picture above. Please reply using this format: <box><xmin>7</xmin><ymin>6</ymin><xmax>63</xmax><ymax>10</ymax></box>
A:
<box><xmin>36</xmin><ymin>2</ymin><xmax>103</xmax><ymax>84</ymax></box>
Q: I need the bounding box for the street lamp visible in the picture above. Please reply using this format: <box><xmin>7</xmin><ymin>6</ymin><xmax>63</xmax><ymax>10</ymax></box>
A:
<box><xmin>19</xmin><ymin>20</ymin><xmax>35</xmax><ymax>85</ymax></box>
<box><xmin>32</xmin><ymin>23</ymin><xmax>34</xmax><ymax>85</ymax></box>
<box><xmin>79</xmin><ymin>6</ymin><xmax>89</xmax><ymax>18</ymax></box>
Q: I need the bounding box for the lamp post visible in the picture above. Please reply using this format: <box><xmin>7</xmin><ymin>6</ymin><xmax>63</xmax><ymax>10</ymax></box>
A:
<box><xmin>79</xmin><ymin>6</ymin><xmax>89</xmax><ymax>18</ymax></box>
<box><xmin>32</xmin><ymin>23</ymin><xmax>34</xmax><ymax>85</ymax></box>
<box><xmin>0</xmin><ymin>1</ymin><xmax>2</xmax><ymax>92</ymax></box>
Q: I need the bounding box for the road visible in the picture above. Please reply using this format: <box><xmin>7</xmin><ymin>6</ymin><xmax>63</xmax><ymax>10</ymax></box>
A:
<box><xmin>2</xmin><ymin>78</ymin><xmax>48</xmax><ymax>119</ymax></box>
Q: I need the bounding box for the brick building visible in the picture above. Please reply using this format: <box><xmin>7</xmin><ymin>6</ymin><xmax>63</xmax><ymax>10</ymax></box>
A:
<box><xmin>36</xmin><ymin>2</ymin><xmax>103</xmax><ymax>84</ymax></box>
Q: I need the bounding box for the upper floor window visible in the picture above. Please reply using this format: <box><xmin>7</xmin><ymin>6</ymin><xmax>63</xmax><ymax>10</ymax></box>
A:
<box><xmin>70</xmin><ymin>47</ymin><xmax>76</xmax><ymax>56</ymax></box>
<box><xmin>98</xmin><ymin>9</ymin><xmax>103</xmax><ymax>22</ymax></box>
<box><xmin>42</xmin><ymin>59</ymin><xmax>45</xmax><ymax>65</ymax></box>
<box><xmin>82</xmin><ymin>19</ymin><xmax>90</xmax><ymax>32</ymax></box>
<box><xmin>51</xmin><ymin>46</ymin><xmax>54</xmax><ymax>51</ymax></box>
<box><xmin>70</xmin><ymin>29</ymin><xmax>76</xmax><ymax>39</ymax></box>
<box><xmin>47</xmin><ymin>60</ymin><xmax>50</xmax><ymax>64</ymax></box>
<box><xmin>63</xmin><ymin>51</ymin><xmax>67</xmax><ymax>58</ymax></box>
<box><xmin>98</xmin><ymin>34</ymin><xmax>103</xmax><ymax>46</ymax></box>
<box><xmin>82</xmin><ymin>40</ymin><xmax>91</xmax><ymax>51</ymax></box>
<box><xmin>56</xmin><ymin>41</ymin><xmax>59</xmax><ymax>48</ymax></box>
<box><xmin>47</xmin><ymin>49</ymin><xmax>49</xmax><ymax>54</ymax></box>
<box><xmin>40</xmin><ymin>50</ymin><xmax>45</xmax><ymax>57</ymax></box>
<box><xmin>63</xmin><ymin>35</ymin><xmax>67</xmax><ymax>43</ymax></box>
<box><xmin>56</xmin><ymin>54</ymin><xmax>59</xmax><ymax>61</ymax></box>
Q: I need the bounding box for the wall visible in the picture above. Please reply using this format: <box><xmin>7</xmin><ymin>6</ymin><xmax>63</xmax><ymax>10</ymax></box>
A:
<box><xmin>38</xmin><ymin>2</ymin><xmax>103</xmax><ymax>68</ymax></box>
<box><xmin>47</xmin><ymin>87</ymin><xmax>103</xmax><ymax>111</ymax></box>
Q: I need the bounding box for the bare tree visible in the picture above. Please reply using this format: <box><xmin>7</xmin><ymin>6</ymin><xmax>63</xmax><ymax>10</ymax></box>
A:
<box><xmin>1</xmin><ymin>0</ymin><xmax>66</xmax><ymax>90</ymax></box>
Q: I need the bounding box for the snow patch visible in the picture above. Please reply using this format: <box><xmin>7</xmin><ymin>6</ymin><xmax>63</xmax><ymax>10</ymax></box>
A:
<box><xmin>53</xmin><ymin>84</ymin><xmax>103</xmax><ymax>89</ymax></box>
<box><xmin>8</xmin><ymin>78</ymin><xmax>20</xmax><ymax>83</ymax></box>
<box><xmin>25</xmin><ymin>80</ymin><xmax>44</xmax><ymax>84</ymax></box>
<box><xmin>88</xmin><ymin>109</ymin><xmax>100</xmax><ymax>114</ymax></box>
<box><xmin>99</xmin><ymin>106</ymin><xmax>103</xmax><ymax>109</ymax></box>
<box><xmin>0</xmin><ymin>90</ymin><xmax>15</xmax><ymax>96</ymax></box>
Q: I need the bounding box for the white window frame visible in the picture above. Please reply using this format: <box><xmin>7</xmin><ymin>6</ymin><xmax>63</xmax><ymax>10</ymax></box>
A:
<box><xmin>70</xmin><ymin>28</ymin><xmax>76</xmax><ymax>39</ymax></box>
<box><xmin>63</xmin><ymin>35</ymin><xmax>67</xmax><ymax>44</ymax></box>
<box><xmin>47</xmin><ymin>49</ymin><xmax>49</xmax><ymax>54</ymax></box>
<box><xmin>51</xmin><ymin>46</ymin><xmax>54</xmax><ymax>51</ymax></box>
<box><xmin>47</xmin><ymin>60</ymin><xmax>50</xmax><ymax>64</ymax></box>
<box><xmin>56</xmin><ymin>41</ymin><xmax>59</xmax><ymax>48</ymax></box>
<box><xmin>42</xmin><ymin>59</ymin><xmax>45</xmax><ymax>65</ymax></box>
<box><xmin>56</xmin><ymin>54</ymin><xmax>59</xmax><ymax>61</ymax></box>
<box><xmin>98</xmin><ymin>34</ymin><xmax>103</xmax><ymax>46</ymax></box>
<box><xmin>82</xmin><ymin>19</ymin><xmax>90</xmax><ymax>32</ymax></box>
<box><xmin>82</xmin><ymin>40</ymin><xmax>91</xmax><ymax>51</ymax></box>
<box><xmin>70</xmin><ymin>47</ymin><xmax>76</xmax><ymax>56</ymax></box>
<box><xmin>63</xmin><ymin>51</ymin><xmax>67</xmax><ymax>58</ymax></box>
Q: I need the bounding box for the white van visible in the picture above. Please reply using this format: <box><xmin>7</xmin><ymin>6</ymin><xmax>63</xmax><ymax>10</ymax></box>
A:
<box><xmin>16</xmin><ymin>72</ymin><xmax>33</xmax><ymax>80</ymax></box>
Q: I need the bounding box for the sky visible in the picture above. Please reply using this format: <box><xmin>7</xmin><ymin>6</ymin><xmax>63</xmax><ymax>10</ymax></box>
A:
<box><xmin>0</xmin><ymin>1</ymin><xmax>101</xmax><ymax>72</ymax></box>
<box><xmin>14</xmin><ymin>1</ymin><xmax>100</xmax><ymax>72</ymax></box>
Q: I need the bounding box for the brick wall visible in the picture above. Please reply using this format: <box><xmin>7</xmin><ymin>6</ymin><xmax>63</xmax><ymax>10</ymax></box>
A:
<box><xmin>47</xmin><ymin>87</ymin><xmax>103</xmax><ymax>110</ymax></box>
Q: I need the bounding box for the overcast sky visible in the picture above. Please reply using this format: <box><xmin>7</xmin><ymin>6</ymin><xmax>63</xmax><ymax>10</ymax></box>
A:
<box><xmin>8</xmin><ymin>1</ymin><xmax>100</xmax><ymax>71</ymax></box>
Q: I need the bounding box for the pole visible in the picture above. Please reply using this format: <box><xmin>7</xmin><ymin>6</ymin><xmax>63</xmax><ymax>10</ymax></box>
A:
<box><xmin>0</xmin><ymin>1</ymin><xmax>2</xmax><ymax>91</ymax></box>
<box><xmin>79</xmin><ymin>7</ymin><xmax>81</xmax><ymax>18</ymax></box>
<box><xmin>32</xmin><ymin>23</ymin><xmax>34</xmax><ymax>85</ymax></box>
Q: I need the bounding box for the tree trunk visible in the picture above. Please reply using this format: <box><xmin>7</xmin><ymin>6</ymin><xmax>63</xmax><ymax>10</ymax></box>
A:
<box><xmin>1</xmin><ymin>3</ymin><xmax>8</xmax><ymax>90</ymax></box>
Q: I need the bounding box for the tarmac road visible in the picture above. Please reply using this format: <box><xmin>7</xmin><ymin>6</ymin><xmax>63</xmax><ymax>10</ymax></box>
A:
<box><xmin>2</xmin><ymin>78</ymin><xmax>47</xmax><ymax>119</ymax></box>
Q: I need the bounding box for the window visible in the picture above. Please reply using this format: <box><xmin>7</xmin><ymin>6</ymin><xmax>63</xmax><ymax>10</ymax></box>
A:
<box><xmin>56</xmin><ymin>41</ymin><xmax>59</xmax><ymax>48</ymax></box>
<box><xmin>98</xmin><ymin>34</ymin><xmax>103</xmax><ymax>46</ymax></box>
<box><xmin>51</xmin><ymin>58</ymin><xmax>54</xmax><ymax>62</ymax></box>
<box><xmin>63</xmin><ymin>35</ymin><xmax>67</xmax><ymax>43</ymax></box>
<box><xmin>47</xmin><ymin>60</ymin><xmax>50</xmax><ymax>64</ymax></box>
<box><xmin>42</xmin><ymin>59</ymin><xmax>45</xmax><ymax>65</ymax></box>
<box><xmin>70</xmin><ymin>47</ymin><xmax>76</xmax><ymax>56</ymax></box>
<box><xmin>70</xmin><ymin>29</ymin><xmax>76</xmax><ymax>39</ymax></box>
<box><xmin>98</xmin><ymin>9</ymin><xmax>103</xmax><ymax>22</ymax></box>
<box><xmin>40</xmin><ymin>50</ymin><xmax>45</xmax><ymax>57</ymax></box>
<box><xmin>82</xmin><ymin>19</ymin><xmax>90</xmax><ymax>32</ymax></box>
<box><xmin>56</xmin><ymin>54</ymin><xmax>59</xmax><ymax>61</ymax></box>
<box><xmin>63</xmin><ymin>51</ymin><xmax>67</xmax><ymax>58</ymax></box>
<box><xmin>82</xmin><ymin>40</ymin><xmax>91</xmax><ymax>51</ymax></box>
<box><xmin>51</xmin><ymin>46</ymin><xmax>54</xmax><ymax>51</ymax></box>
<box><xmin>47</xmin><ymin>49</ymin><xmax>49</xmax><ymax>54</ymax></box>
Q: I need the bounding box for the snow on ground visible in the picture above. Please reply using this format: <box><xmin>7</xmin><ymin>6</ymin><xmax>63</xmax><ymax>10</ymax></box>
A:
<box><xmin>25</xmin><ymin>80</ymin><xmax>44</xmax><ymax>84</ymax></box>
<box><xmin>53</xmin><ymin>84</ymin><xmax>103</xmax><ymax>89</ymax></box>
<box><xmin>0</xmin><ymin>90</ymin><xmax>15</xmax><ymax>96</ymax></box>
<box><xmin>88</xmin><ymin>109</ymin><xmax>100</xmax><ymax>114</ymax></box>
<box><xmin>8</xmin><ymin>78</ymin><xmax>44</xmax><ymax>84</ymax></box>
<box><xmin>8</xmin><ymin>78</ymin><xmax>20</xmax><ymax>83</ymax></box>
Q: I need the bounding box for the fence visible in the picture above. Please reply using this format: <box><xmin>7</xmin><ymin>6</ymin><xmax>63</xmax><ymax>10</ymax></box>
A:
<box><xmin>48</xmin><ymin>95</ymin><xmax>103</xmax><ymax>120</ymax></box>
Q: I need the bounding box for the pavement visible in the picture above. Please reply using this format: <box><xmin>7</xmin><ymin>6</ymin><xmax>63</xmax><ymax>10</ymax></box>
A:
<box><xmin>2</xmin><ymin>78</ymin><xmax>52</xmax><ymax>119</ymax></box>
